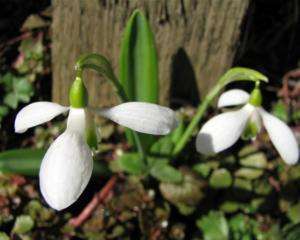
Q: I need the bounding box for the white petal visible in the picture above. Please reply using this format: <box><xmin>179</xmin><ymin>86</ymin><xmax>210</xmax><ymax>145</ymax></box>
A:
<box><xmin>66</xmin><ymin>108</ymin><xmax>86</xmax><ymax>136</ymax></box>
<box><xmin>39</xmin><ymin>131</ymin><xmax>93</xmax><ymax>210</ymax></box>
<box><xmin>96</xmin><ymin>102</ymin><xmax>178</xmax><ymax>135</ymax></box>
<box><xmin>15</xmin><ymin>102</ymin><xmax>69</xmax><ymax>133</ymax></box>
<box><xmin>218</xmin><ymin>89</ymin><xmax>250</xmax><ymax>108</ymax></box>
<box><xmin>196</xmin><ymin>104</ymin><xmax>254</xmax><ymax>154</ymax></box>
<box><xmin>259</xmin><ymin>108</ymin><xmax>299</xmax><ymax>165</ymax></box>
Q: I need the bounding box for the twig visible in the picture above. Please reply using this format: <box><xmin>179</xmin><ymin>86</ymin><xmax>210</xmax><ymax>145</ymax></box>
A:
<box><xmin>268</xmin><ymin>176</ymin><xmax>281</xmax><ymax>192</ymax></box>
<box><xmin>69</xmin><ymin>175</ymin><xmax>117</xmax><ymax>227</ymax></box>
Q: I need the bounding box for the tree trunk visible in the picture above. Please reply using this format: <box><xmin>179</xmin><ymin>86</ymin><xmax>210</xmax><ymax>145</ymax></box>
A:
<box><xmin>52</xmin><ymin>0</ymin><xmax>249</xmax><ymax>107</ymax></box>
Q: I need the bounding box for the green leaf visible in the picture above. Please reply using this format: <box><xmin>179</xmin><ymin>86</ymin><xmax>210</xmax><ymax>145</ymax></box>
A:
<box><xmin>240</xmin><ymin>152</ymin><xmax>268</xmax><ymax>169</ymax></box>
<box><xmin>0</xmin><ymin>73</ymin><xmax>14</xmax><ymax>89</ymax></box>
<box><xmin>0</xmin><ymin>148</ymin><xmax>110</xmax><ymax>176</ymax></box>
<box><xmin>253</xmin><ymin>179</ymin><xmax>272</xmax><ymax>195</ymax></box>
<box><xmin>119</xmin><ymin>10</ymin><xmax>159</xmax><ymax>148</ymax></box>
<box><xmin>288</xmin><ymin>203</ymin><xmax>300</xmax><ymax>224</ymax></box>
<box><xmin>193</xmin><ymin>163</ymin><xmax>212</xmax><ymax>178</ymax></box>
<box><xmin>150</xmin><ymin>135</ymin><xmax>174</xmax><ymax>156</ymax></box>
<box><xmin>233</xmin><ymin>178</ymin><xmax>252</xmax><ymax>192</ymax></box>
<box><xmin>117</xmin><ymin>153</ymin><xmax>145</xmax><ymax>175</ymax></box>
<box><xmin>170</xmin><ymin>118</ymin><xmax>185</xmax><ymax>144</ymax></box>
<box><xmin>0</xmin><ymin>148</ymin><xmax>45</xmax><ymax>175</ymax></box>
<box><xmin>2</xmin><ymin>75</ymin><xmax>34</xmax><ymax>109</ymax></box>
<box><xmin>159</xmin><ymin>169</ymin><xmax>203</xmax><ymax>212</ymax></box>
<box><xmin>209</xmin><ymin>168</ymin><xmax>232</xmax><ymax>188</ymax></box>
<box><xmin>235</xmin><ymin>168</ymin><xmax>263</xmax><ymax>180</ymax></box>
<box><xmin>219</xmin><ymin>67</ymin><xmax>268</xmax><ymax>86</ymax></box>
<box><xmin>0</xmin><ymin>105</ymin><xmax>8</xmax><ymax>116</ymax></box>
<box><xmin>119</xmin><ymin>9</ymin><xmax>158</xmax><ymax>103</ymax></box>
<box><xmin>12</xmin><ymin>215</ymin><xmax>34</xmax><ymax>234</ymax></box>
<box><xmin>229</xmin><ymin>214</ymin><xmax>251</xmax><ymax>238</ymax></box>
<box><xmin>220</xmin><ymin>201</ymin><xmax>240</xmax><ymax>213</ymax></box>
<box><xmin>0</xmin><ymin>232</ymin><xmax>10</xmax><ymax>240</ymax></box>
<box><xmin>283</xmin><ymin>223</ymin><xmax>300</xmax><ymax>240</ymax></box>
<box><xmin>0</xmin><ymin>106</ymin><xmax>9</xmax><ymax>122</ymax></box>
<box><xmin>150</xmin><ymin>159</ymin><xmax>182</xmax><ymax>183</ymax></box>
<box><xmin>4</xmin><ymin>93</ymin><xmax>18</xmax><ymax>109</ymax></box>
<box><xmin>197</xmin><ymin>211</ymin><xmax>229</xmax><ymax>240</ymax></box>
<box><xmin>272</xmin><ymin>100</ymin><xmax>289</xmax><ymax>122</ymax></box>
<box><xmin>292</xmin><ymin>109</ymin><xmax>300</xmax><ymax>122</ymax></box>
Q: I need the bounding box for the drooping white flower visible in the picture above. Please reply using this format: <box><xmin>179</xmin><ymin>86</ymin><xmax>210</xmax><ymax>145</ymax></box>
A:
<box><xmin>196</xmin><ymin>89</ymin><xmax>299</xmax><ymax>165</ymax></box>
<box><xmin>15</xmin><ymin>101</ymin><xmax>177</xmax><ymax>210</ymax></box>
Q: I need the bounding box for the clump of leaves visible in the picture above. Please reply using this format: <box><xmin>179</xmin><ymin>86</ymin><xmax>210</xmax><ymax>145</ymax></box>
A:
<box><xmin>0</xmin><ymin>174</ymin><xmax>67</xmax><ymax>238</ymax></box>
<box><xmin>80</xmin><ymin>177</ymin><xmax>172</xmax><ymax>239</ymax></box>
<box><xmin>0</xmin><ymin>14</ymin><xmax>49</xmax><ymax>128</ymax></box>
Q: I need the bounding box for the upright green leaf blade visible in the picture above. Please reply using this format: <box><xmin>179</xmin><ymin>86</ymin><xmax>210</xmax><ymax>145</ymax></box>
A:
<box><xmin>119</xmin><ymin>9</ymin><xmax>158</xmax><ymax>102</ymax></box>
<box><xmin>119</xmin><ymin>10</ymin><xmax>159</xmax><ymax>149</ymax></box>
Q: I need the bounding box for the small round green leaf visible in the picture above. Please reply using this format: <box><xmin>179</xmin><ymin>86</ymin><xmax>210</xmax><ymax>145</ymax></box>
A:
<box><xmin>209</xmin><ymin>169</ymin><xmax>232</xmax><ymax>188</ymax></box>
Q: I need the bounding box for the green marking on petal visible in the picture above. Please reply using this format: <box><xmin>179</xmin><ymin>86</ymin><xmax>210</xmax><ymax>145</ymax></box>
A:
<box><xmin>242</xmin><ymin>121</ymin><xmax>259</xmax><ymax>140</ymax></box>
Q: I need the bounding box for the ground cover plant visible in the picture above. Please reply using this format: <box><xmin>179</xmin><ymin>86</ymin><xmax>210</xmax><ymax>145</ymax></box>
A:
<box><xmin>0</xmin><ymin>3</ymin><xmax>300</xmax><ymax>240</ymax></box>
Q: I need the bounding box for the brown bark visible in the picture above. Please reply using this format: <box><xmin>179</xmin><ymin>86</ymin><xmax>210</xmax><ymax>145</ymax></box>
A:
<box><xmin>52</xmin><ymin>0</ymin><xmax>249</xmax><ymax>107</ymax></box>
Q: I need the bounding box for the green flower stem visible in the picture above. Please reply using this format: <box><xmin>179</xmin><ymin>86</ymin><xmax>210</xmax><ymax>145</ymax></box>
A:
<box><xmin>172</xmin><ymin>84</ymin><xmax>223</xmax><ymax>156</ymax></box>
<box><xmin>79</xmin><ymin>63</ymin><xmax>128</xmax><ymax>102</ymax></box>
<box><xmin>75</xmin><ymin>54</ymin><xmax>146</xmax><ymax>164</ymax></box>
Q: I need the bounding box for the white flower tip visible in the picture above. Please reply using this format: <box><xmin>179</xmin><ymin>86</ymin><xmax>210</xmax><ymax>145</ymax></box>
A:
<box><xmin>280</xmin><ymin>146</ymin><xmax>299</xmax><ymax>165</ymax></box>
<box><xmin>14</xmin><ymin>124</ymin><xmax>27</xmax><ymax>134</ymax></box>
<box><xmin>258</xmin><ymin>108</ymin><xmax>299</xmax><ymax>166</ymax></box>
<box><xmin>196</xmin><ymin>104</ymin><xmax>254</xmax><ymax>155</ymax></box>
<box><xmin>99</xmin><ymin>102</ymin><xmax>178</xmax><ymax>135</ymax></box>
<box><xmin>196</xmin><ymin>132</ymin><xmax>216</xmax><ymax>155</ymax></box>
<box><xmin>284</xmin><ymin>153</ymin><xmax>299</xmax><ymax>165</ymax></box>
<box><xmin>14</xmin><ymin>102</ymin><xmax>69</xmax><ymax>134</ymax></box>
<box><xmin>39</xmin><ymin>131</ymin><xmax>93</xmax><ymax>211</ymax></box>
<box><xmin>217</xmin><ymin>89</ymin><xmax>250</xmax><ymax>108</ymax></box>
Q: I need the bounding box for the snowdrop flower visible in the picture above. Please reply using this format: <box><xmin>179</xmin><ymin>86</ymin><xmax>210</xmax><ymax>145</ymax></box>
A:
<box><xmin>14</xmin><ymin>78</ymin><xmax>177</xmax><ymax>210</ymax></box>
<box><xmin>196</xmin><ymin>88</ymin><xmax>299</xmax><ymax>165</ymax></box>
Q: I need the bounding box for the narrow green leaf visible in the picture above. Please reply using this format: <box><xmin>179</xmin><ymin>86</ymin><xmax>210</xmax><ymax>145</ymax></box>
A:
<box><xmin>170</xmin><ymin>118</ymin><xmax>185</xmax><ymax>144</ymax></box>
<box><xmin>0</xmin><ymin>148</ymin><xmax>110</xmax><ymax>176</ymax></box>
<box><xmin>119</xmin><ymin>10</ymin><xmax>159</xmax><ymax>148</ymax></box>
<box><xmin>119</xmin><ymin>9</ymin><xmax>158</xmax><ymax>102</ymax></box>
<box><xmin>0</xmin><ymin>148</ymin><xmax>45</xmax><ymax>175</ymax></box>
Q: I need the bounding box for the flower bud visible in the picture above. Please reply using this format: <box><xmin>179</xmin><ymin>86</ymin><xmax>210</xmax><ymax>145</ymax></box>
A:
<box><xmin>69</xmin><ymin>76</ymin><xmax>88</xmax><ymax>108</ymax></box>
<box><xmin>249</xmin><ymin>88</ymin><xmax>262</xmax><ymax>107</ymax></box>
